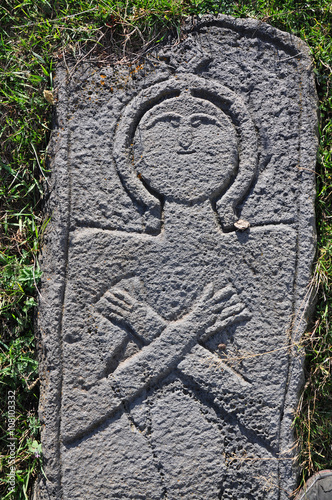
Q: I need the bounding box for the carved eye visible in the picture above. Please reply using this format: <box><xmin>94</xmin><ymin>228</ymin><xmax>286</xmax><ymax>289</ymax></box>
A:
<box><xmin>169</xmin><ymin>118</ymin><xmax>180</xmax><ymax>128</ymax></box>
<box><xmin>190</xmin><ymin>114</ymin><xmax>219</xmax><ymax>128</ymax></box>
<box><xmin>191</xmin><ymin>117</ymin><xmax>203</xmax><ymax>128</ymax></box>
<box><xmin>145</xmin><ymin>113</ymin><xmax>182</xmax><ymax>130</ymax></box>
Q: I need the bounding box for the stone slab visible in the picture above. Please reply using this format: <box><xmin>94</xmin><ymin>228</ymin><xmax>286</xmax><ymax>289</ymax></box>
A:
<box><xmin>37</xmin><ymin>15</ymin><xmax>318</xmax><ymax>500</ymax></box>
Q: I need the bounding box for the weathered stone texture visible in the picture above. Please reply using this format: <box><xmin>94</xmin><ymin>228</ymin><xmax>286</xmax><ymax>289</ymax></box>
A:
<box><xmin>37</xmin><ymin>15</ymin><xmax>317</xmax><ymax>500</ymax></box>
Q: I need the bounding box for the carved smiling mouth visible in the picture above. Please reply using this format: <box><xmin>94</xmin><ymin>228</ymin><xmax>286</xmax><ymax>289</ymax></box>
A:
<box><xmin>177</xmin><ymin>149</ymin><xmax>196</xmax><ymax>155</ymax></box>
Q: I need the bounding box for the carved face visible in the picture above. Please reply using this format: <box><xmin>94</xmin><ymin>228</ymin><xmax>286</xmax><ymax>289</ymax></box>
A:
<box><xmin>133</xmin><ymin>96</ymin><xmax>238</xmax><ymax>202</ymax></box>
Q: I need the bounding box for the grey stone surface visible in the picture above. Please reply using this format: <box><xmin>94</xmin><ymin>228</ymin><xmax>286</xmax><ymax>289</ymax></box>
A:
<box><xmin>295</xmin><ymin>471</ymin><xmax>332</xmax><ymax>500</ymax></box>
<box><xmin>37</xmin><ymin>15</ymin><xmax>318</xmax><ymax>500</ymax></box>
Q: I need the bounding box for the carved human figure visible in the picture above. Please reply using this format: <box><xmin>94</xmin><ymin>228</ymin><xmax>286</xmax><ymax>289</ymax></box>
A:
<box><xmin>88</xmin><ymin>96</ymin><xmax>251</xmax><ymax>497</ymax></box>
<box><xmin>95</xmin><ymin>95</ymin><xmax>250</xmax><ymax>406</ymax></box>
<box><xmin>61</xmin><ymin>87</ymin><xmax>295</xmax><ymax>499</ymax></box>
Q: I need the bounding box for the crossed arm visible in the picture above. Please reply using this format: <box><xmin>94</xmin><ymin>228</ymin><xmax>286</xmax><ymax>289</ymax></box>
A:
<box><xmin>96</xmin><ymin>283</ymin><xmax>250</xmax><ymax>401</ymax></box>
<box><xmin>62</xmin><ymin>283</ymin><xmax>250</xmax><ymax>442</ymax></box>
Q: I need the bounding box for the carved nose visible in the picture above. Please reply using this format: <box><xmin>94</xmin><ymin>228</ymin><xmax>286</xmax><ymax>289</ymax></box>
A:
<box><xmin>178</xmin><ymin>127</ymin><xmax>193</xmax><ymax>149</ymax></box>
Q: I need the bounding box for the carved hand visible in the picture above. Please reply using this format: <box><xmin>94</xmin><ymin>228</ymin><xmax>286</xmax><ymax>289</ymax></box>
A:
<box><xmin>189</xmin><ymin>283</ymin><xmax>250</xmax><ymax>341</ymax></box>
<box><xmin>95</xmin><ymin>288</ymin><xmax>167</xmax><ymax>344</ymax></box>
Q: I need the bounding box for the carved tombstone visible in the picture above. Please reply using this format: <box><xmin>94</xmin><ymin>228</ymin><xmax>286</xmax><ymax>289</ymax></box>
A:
<box><xmin>37</xmin><ymin>15</ymin><xmax>317</xmax><ymax>500</ymax></box>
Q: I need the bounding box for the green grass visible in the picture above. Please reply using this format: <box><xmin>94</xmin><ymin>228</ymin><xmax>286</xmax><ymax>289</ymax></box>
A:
<box><xmin>0</xmin><ymin>0</ymin><xmax>331</xmax><ymax>498</ymax></box>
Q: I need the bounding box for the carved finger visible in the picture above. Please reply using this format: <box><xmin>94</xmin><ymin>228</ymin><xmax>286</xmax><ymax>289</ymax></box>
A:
<box><xmin>198</xmin><ymin>283</ymin><xmax>214</xmax><ymax>304</ymax></box>
<box><xmin>216</xmin><ymin>307</ymin><xmax>251</xmax><ymax>329</ymax></box>
<box><xmin>211</xmin><ymin>284</ymin><xmax>234</xmax><ymax>303</ymax></box>
<box><xmin>106</xmin><ymin>293</ymin><xmax>133</xmax><ymax>312</ymax></box>
<box><xmin>216</xmin><ymin>301</ymin><xmax>246</xmax><ymax>320</ymax></box>
<box><xmin>213</xmin><ymin>293</ymin><xmax>241</xmax><ymax>313</ymax></box>
<box><xmin>216</xmin><ymin>308</ymin><xmax>251</xmax><ymax>328</ymax></box>
<box><xmin>107</xmin><ymin>311</ymin><xmax>125</xmax><ymax>323</ymax></box>
<box><xmin>203</xmin><ymin>308</ymin><xmax>250</xmax><ymax>340</ymax></box>
<box><xmin>109</xmin><ymin>289</ymin><xmax>135</xmax><ymax>307</ymax></box>
<box><xmin>105</xmin><ymin>303</ymin><xmax>130</xmax><ymax>321</ymax></box>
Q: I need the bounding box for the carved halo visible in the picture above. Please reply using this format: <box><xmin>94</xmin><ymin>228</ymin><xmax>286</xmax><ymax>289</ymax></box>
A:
<box><xmin>113</xmin><ymin>75</ymin><xmax>258</xmax><ymax>233</ymax></box>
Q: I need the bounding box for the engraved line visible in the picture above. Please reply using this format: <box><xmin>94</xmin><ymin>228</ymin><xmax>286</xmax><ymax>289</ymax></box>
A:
<box><xmin>58</xmin><ymin>117</ymin><xmax>73</xmax><ymax>500</ymax></box>
<box><xmin>227</xmin><ymin>456</ymin><xmax>294</xmax><ymax>462</ymax></box>
<box><xmin>73</xmin><ymin>227</ymin><xmax>160</xmax><ymax>240</ymax></box>
<box><xmin>72</xmin><ymin>221</ymin><xmax>296</xmax><ymax>235</ymax></box>
<box><xmin>193</xmin><ymin>345</ymin><xmax>251</xmax><ymax>386</ymax></box>
<box><xmin>177</xmin><ymin>370</ymin><xmax>276</xmax><ymax>456</ymax></box>
<box><xmin>203</xmin><ymin>341</ymin><xmax>304</xmax><ymax>363</ymax></box>
<box><xmin>277</xmin><ymin>65</ymin><xmax>303</xmax><ymax>499</ymax></box>
<box><xmin>142</xmin><ymin>397</ymin><xmax>168</xmax><ymax>499</ymax></box>
<box><xmin>278</xmin><ymin>53</ymin><xmax>302</xmax><ymax>63</ymax></box>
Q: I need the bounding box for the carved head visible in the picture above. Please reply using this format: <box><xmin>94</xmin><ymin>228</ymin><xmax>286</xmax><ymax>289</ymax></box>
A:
<box><xmin>133</xmin><ymin>95</ymin><xmax>238</xmax><ymax>203</ymax></box>
<box><xmin>113</xmin><ymin>76</ymin><xmax>257</xmax><ymax>232</ymax></box>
